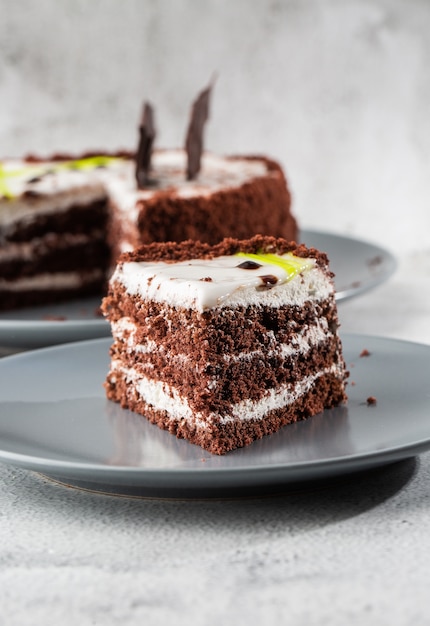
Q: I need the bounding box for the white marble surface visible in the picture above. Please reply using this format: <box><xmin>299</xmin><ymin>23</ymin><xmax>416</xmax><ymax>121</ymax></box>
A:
<box><xmin>0</xmin><ymin>457</ymin><xmax>428</xmax><ymax>626</ymax></box>
<box><xmin>1</xmin><ymin>1</ymin><xmax>430</xmax><ymax>624</ymax></box>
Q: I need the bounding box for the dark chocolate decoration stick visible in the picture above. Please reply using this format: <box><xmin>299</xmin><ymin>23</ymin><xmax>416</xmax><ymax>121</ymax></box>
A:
<box><xmin>185</xmin><ymin>82</ymin><xmax>213</xmax><ymax>181</ymax></box>
<box><xmin>135</xmin><ymin>101</ymin><xmax>156</xmax><ymax>188</ymax></box>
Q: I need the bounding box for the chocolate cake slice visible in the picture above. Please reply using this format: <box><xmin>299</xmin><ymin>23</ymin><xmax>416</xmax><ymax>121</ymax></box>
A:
<box><xmin>102</xmin><ymin>235</ymin><xmax>347</xmax><ymax>455</ymax></box>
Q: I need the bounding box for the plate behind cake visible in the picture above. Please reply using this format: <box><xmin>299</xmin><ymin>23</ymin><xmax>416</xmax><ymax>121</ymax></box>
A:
<box><xmin>0</xmin><ymin>230</ymin><xmax>397</xmax><ymax>350</ymax></box>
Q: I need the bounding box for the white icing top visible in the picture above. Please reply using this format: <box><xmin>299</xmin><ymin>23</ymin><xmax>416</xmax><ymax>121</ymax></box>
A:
<box><xmin>0</xmin><ymin>157</ymin><xmax>127</xmax><ymax>198</ymax></box>
<box><xmin>0</xmin><ymin>157</ymin><xmax>128</xmax><ymax>229</ymax></box>
<box><xmin>0</xmin><ymin>150</ymin><xmax>272</xmax><ymax>230</ymax></box>
<box><xmin>112</xmin><ymin>252</ymin><xmax>332</xmax><ymax>311</ymax></box>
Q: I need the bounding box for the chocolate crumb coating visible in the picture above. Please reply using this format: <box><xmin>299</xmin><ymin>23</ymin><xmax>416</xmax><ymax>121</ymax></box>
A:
<box><xmin>118</xmin><ymin>234</ymin><xmax>327</xmax><ymax>268</ymax></box>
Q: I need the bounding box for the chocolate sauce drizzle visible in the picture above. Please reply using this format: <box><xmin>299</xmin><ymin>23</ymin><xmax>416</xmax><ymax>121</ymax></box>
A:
<box><xmin>135</xmin><ymin>102</ymin><xmax>156</xmax><ymax>189</ymax></box>
<box><xmin>237</xmin><ymin>260</ymin><xmax>262</xmax><ymax>270</ymax></box>
<box><xmin>259</xmin><ymin>274</ymin><xmax>279</xmax><ymax>288</ymax></box>
<box><xmin>185</xmin><ymin>83</ymin><xmax>212</xmax><ymax>181</ymax></box>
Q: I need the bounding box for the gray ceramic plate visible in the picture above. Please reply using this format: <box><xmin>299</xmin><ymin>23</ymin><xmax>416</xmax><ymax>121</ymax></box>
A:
<box><xmin>0</xmin><ymin>230</ymin><xmax>396</xmax><ymax>350</ymax></box>
<box><xmin>300</xmin><ymin>229</ymin><xmax>397</xmax><ymax>301</ymax></box>
<box><xmin>0</xmin><ymin>334</ymin><xmax>428</xmax><ymax>498</ymax></box>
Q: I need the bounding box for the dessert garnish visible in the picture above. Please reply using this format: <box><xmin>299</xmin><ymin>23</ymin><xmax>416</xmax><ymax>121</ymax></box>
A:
<box><xmin>259</xmin><ymin>274</ymin><xmax>279</xmax><ymax>288</ymax></box>
<box><xmin>235</xmin><ymin>251</ymin><xmax>314</xmax><ymax>282</ymax></box>
<box><xmin>185</xmin><ymin>82</ymin><xmax>212</xmax><ymax>180</ymax></box>
<box><xmin>135</xmin><ymin>102</ymin><xmax>156</xmax><ymax>189</ymax></box>
<box><xmin>237</xmin><ymin>260</ymin><xmax>262</xmax><ymax>270</ymax></box>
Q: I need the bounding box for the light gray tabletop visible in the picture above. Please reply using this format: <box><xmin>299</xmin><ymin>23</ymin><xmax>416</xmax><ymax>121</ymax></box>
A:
<box><xmin>1</xmin><ymin>447</ymin><xmax>430</xmax><ymax>625</ymax></box>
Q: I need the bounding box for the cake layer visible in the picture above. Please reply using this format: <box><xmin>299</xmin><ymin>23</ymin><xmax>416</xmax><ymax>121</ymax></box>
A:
<box><xmin>0</xmin><ymin>155</ymin><xmax>129</xmax><ymax>239</ymax></box>
<box><xmin>0</xmin><ymin>192</ymin><xmax>111</xmax><ymax>308</ymax></box>
<box><xmin>110</xmin><ymin>312</ymin><xmax>334</xmax><ymax>364</ymax></box>
<box><xmin>1</xmin><ymin>199</ymin><xmax>108</xmax><ymax>243</ymax></box>
<box><xmin>107</xmin><ymin>334</ymin><xmax>343</xmax><ymax>414</ymax></box>
<box><xmin>0</xmin><ymin>186</ymin><xmax>106</xmax><ymax>235</ymax></box>
<box><xmin>0</xmin><ymin>156</ymin><xmax>126</xmax><ymax>310</ymax></box>
<box><xmin>105</xmin><ymin>369</ymin><xmax>346</xmax><ymax>455</ymax></box>
<box><xmin>106</xmin><ymin>363</ymin><xmax>344</xmax><ymax>426</ymax></box>
<box><xmin>0</xmin><ymin>153</ymin><xmax>128</xmax><ymax>202</ymax></box>
<box><xmin>0</xmin><ymin>269</ymin><xmax>105</xmax><ymax>310</ymax></box>
<box><xmin>107</xmin><ymin>300</ymin><xmax>342</xmax><ymax>410</ymax></box>
<box><xmin>104</xmin><ymin>291</ymin><xmax>340</xmax><ymax>380</ymax></box>
<box><xmin>106</xmin><ymin>150</ymin><xmax>296</xmax><ymax>251</ymax></box>
<box><xmin>0</xmin><ymin>231</ymin><xmax>108</xmax><ymax>279</ymax></box>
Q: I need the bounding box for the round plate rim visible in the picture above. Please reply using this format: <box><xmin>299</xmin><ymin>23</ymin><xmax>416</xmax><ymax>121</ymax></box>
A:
<box><xmin>0</xmin><ymin>333</ymin><xmax>428</xmax><ymax>492</ymax></box>
<box><xmin>299</xmin><ymin>228</ymin><xmax>397</xmax><ymax>301</ymax></box>
<box><xmin>0</xmin><ymin>230</ymin><xmax>396</xmax><ymax>350</ymax></box>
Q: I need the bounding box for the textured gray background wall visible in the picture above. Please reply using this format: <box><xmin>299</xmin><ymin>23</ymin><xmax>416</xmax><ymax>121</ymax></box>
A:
<box><xmin>0</xmin><ymin>0</ymin><xmax>429</xmax><ymax>254</ymax></box>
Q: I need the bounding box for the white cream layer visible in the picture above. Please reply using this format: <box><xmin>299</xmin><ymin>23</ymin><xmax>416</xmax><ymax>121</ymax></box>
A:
<box><xmin>113</xmin><ymin>254</ymin><xmax>330</xmax><ymax>311</ymax></box>
<box><xmin>0</xmin><ymin>231</ymin><xmax>103</xmax><ymax>262</ymax></box>
<box><xmin>0</xmin><ymin>268</ymin><xmax>103</xmax><ymax>291</ymax></box>
<box><xmin>108</xmin><ymin>361</ymin><xmax>342</xmax><ymax>427</ymax></box>
<box><xmin>111</xmin><ymin>318</ymin><xmax>158</xmax><ymax>354</ymax></box>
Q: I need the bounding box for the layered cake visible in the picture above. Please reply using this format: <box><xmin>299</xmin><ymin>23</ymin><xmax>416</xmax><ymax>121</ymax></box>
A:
<box><xmin>102</xmin><ymin>235</ymin><xmax>347</xmax><ymax>455</ymax></box>
<box><xmin>0</xmin><ymin>149</ymin><xmax>296</xmax><ymax>311</ymax></box>
<box><xmin>0</xmin><ymin>86</ymin><xmax>296</xmax><ymax>311</ymax></box>
<box><xmin>0</xmin><ymin>154</ymin><xmax>128</xmax><ymax>310</ymax></box>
